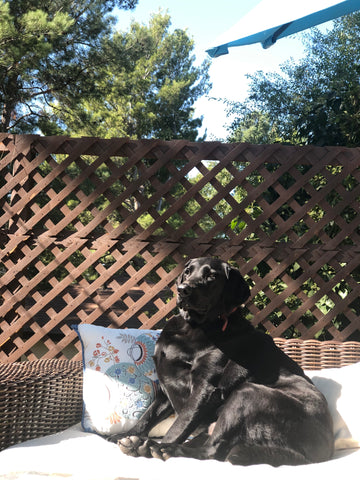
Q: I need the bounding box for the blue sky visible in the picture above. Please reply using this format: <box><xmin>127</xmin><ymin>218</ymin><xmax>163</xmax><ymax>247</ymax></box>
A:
<box><xmin>116</xmin><ymin>0</ymin><xmax>262</xmax><ymax>52</ymax></box>
<box><xmin>116</xmin><ymin>1</ymin><xmax>307</xmax><ymax>140</ymax></box>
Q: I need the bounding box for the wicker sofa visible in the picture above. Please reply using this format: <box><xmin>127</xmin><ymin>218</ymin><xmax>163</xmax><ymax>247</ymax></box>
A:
<box><xmin>1</xmin><ymin>338</ymin><xmax>360</xmax><ymax>480</ymax></box>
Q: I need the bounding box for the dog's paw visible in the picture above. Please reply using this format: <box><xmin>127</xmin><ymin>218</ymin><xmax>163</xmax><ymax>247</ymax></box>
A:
<box><xmin>118</xmin><ymin>436</ymin><xmax>156</xmax><ymax>458</ymax></box>
<box><xmin>118</xmin><ymin>436</ymin><xmax>173</xmax><ymax>461</ymax></box>
<box><xmin>149</xmin><ymin>443</ymin><xmax>172</xmax><ymax>461</ymax></box>
<box><xmin>106</xmin><ymin>432</ymin><xmax>127</xmax><ymax>444</ymax></box>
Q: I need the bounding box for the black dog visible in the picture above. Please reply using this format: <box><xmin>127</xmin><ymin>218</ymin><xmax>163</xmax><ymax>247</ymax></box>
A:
<box><xmin>110</xmin><ymin>257</ymin><xmax>334</xmax><ymax>466</ymax></box>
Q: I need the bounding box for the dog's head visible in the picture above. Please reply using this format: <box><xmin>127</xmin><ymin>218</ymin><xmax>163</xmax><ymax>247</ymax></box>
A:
<box><xmin>176</xmin><ymin>257</ymin><xmax>250</xmax><ymax>326</ymax></box>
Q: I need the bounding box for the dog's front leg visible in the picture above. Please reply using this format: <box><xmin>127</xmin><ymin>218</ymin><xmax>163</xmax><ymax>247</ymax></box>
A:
<box><xmin>120</xmin><ymin>385</ymin><xmax>221</xmax><ymax>461</ymax></box>
<box><xmin>118</xmin><ymin>384</ymin><xmax>221</xmax><ymax>459</ymax></box>
<box><xmin>161</xmin><ymin>383</ymin><xmax>222</xmax><ymax>444</ymax></box>
<box><xmin>130</xmin><ymin>385</ymin><xmax>222</xmax><ymax>461</ymax></box>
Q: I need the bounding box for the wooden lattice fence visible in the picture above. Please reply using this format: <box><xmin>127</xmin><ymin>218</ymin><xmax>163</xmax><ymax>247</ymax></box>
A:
<box><xmin>0</xmin><ymin>134</ymin><xmax>359</xmax><ymax>362</ymax></box>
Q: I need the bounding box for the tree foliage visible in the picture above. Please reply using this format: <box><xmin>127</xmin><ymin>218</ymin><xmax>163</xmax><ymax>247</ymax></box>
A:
<box><xmin>56</xmin><ymin>12</ymin><xmax>211</xmax><ymax>140</ymax></box>
<box><xmin>226</xmin><ymin>13</ymin><xmax>360</xmax><ymax>147</ymax></box>
<box><xmin>0</xmin><ymin>0</ymin><xmax>138</xmax><ymax>133</ymax></box>
<box><xmin>226</xmin><ymin>108</ymin><xmax>281</xmax><ymax>144</ymax></box>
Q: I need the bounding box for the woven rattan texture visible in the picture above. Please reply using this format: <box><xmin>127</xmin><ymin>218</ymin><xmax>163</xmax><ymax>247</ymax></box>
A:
<box><xmin>0</xmin><ymin>135</ymin><xmax>360</xmax><ymax>361</ymax></box>
<box><xmin>274</xmin><ymin>338</ymin><xmax>360</xmax><ymax>370</ymax></box>
<box><xmin>0</xmin><ymin>359</ymin><xmax>83</xmax><ymax>451</ymax></box>
<box><xmin>0</xmin><ymin>340</ymin><xmax>359</xmax><ymax>451</ymax></box>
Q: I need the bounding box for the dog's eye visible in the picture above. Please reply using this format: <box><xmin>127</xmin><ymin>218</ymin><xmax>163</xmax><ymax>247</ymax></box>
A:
<box><xmin>184</xmin><ymin>268</ymin><xmax>191</xmax><ymax>276</ymax></box>
<box><xmin>203</xmin><ymin>267</ymin><xmax>216</xmax><ymax>281</ymax></box>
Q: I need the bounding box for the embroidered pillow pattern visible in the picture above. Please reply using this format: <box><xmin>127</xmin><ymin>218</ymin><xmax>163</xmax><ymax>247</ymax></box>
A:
<box><xmin>74</xmin><ymin>324</ymin><xmax>161</xmax><ymax>435</ymax></box>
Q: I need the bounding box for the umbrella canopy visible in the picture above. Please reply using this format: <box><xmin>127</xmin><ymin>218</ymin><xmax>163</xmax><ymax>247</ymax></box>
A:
<box><xmin>207</xmin><ymin>0</ymin><xmax>360</xmax><ymax>58</ymax></box>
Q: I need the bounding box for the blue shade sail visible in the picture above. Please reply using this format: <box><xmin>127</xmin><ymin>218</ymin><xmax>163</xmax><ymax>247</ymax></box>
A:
<box><xmin>207</xmin><ymin>0</ymin><xmax>360</xmax><ymax>57</ymax></box>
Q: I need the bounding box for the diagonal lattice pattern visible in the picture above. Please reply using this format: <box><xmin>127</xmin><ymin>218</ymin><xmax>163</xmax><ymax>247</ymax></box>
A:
<box><xmin>0</xmin><ymin>135</ymin><xmax>359</xmax><ymax>362</ymax></box>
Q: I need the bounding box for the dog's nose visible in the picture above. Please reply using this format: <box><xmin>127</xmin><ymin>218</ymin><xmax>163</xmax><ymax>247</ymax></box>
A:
<box><xmin>177</xmin><ymin>284</ymin><xmax>191</xmax><ymax>298</ymax></box>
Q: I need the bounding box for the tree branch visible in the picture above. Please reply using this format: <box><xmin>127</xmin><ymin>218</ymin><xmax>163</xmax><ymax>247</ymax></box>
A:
<box><xmin>7</xmin><ymin>109</ymin><xmax>46</xmax><ymax>131</ymax></box>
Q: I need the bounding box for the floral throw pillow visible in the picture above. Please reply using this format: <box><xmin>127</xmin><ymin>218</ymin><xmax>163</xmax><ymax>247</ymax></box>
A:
<box><xmin>73</xmin><ymin>324</ymin><xmax>161</xmax><ymax>436</ymax></box>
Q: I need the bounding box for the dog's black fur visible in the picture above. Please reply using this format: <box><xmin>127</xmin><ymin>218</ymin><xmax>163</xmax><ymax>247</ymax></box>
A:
<box><xmin>109</xmin><ymin>257</ymin><xmax>334</xmax><ymax>466</ymax></box>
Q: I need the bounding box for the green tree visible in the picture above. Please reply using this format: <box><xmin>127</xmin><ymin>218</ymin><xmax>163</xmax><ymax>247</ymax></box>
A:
<box><xmin>226</xmin><ymin>13</ymin><xmax>360</xmax><ymax>147</ymax></box>
<box><xmin>0</xmin><ymin>0</ymin><xmax>138</xmax><ymax>133</ymax></box>
<box><xmin>227</xmin><ymin>108</ymin><xmax>281</xmax><ymax>144</ymax></box>
<box><xmin>56</xmin><ymin>12</ymin><xmax>211</xmax><ymax>140</ymax></box>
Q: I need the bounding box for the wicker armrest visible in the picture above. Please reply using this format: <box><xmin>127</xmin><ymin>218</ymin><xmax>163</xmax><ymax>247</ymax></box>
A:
<box><xmin>274</xmin><ymin>338</ymin><xmax>360</xmax><ymax>370</ymax></box>
<box><xmin>0</xmin><ymin>359</ymin><xmax>83</xmax><ymax>452</ymax></box>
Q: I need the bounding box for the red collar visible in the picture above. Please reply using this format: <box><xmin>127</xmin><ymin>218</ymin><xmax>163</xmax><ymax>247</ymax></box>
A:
<box><xmin>220</xmin><ymin>307</ymin><xmax>238</xmax><ymax>332</ymax></box>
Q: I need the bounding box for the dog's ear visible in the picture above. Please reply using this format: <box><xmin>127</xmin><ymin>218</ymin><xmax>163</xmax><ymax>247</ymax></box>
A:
<box><xmin>222</xmin><ymin>264</ymin><xmax>250</xmax><ymax>308</ymax></box>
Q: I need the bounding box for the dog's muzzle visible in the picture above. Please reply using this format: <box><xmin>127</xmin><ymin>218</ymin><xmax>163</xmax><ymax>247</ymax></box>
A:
<box><xmin>176</xmin><ymin>284</ymin><xmax>209</xmax><ymax>319</ymax></box>
<box><xmin>177</xmin><ymin>283</ymin><xmax>192</xmax><ymax>298</ymax></box>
